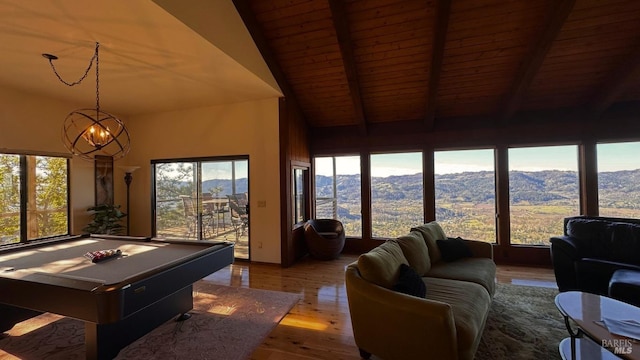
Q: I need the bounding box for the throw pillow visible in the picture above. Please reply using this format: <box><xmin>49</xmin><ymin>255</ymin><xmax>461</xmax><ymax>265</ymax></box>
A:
<box><xmin>436</xmin><ymin>237</ymin><xmax>473</xmax><ymax>262</ymax></box>
<box><xmin>396</xmin><ymin>230</ymin><xmax>431</xmax><ymax>275</ymax></box>
<box><xmin>393</xmin><ymin>263</ymin><xmax>427</xmax><ymax>298</ymax></box>
<box><xmin>411</xmin><ymin>221</ymin><xmax>447</xmax><ymax>263</ymax></box>
<box><xmin>358</xmin><ymin>240</ymin><xmax>409</xmax><ymax>289</ymax></box>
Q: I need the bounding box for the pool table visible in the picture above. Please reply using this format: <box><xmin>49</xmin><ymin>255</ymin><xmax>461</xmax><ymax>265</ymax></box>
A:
<box><xmin>0</xmin><ymin>234</ymin><xmax>234</xmax><ymax>359</ymax></box>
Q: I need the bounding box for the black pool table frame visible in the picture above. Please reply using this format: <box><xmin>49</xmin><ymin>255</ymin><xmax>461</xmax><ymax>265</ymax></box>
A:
<box><xmin>0</xmin><ymin>234</ymin><xmax>234</xmax><ymax>360</ymax></box>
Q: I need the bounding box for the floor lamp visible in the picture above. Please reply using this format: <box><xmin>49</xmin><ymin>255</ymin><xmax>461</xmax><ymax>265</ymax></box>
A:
<box><xmin>120</xmin><ymin>166</ymin><xmax>140</xmax><ymax>235</ymax></box>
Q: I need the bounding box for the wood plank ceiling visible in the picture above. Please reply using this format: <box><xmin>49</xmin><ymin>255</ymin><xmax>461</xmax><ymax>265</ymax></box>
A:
<box><xmin>235</xmin><ymin>0</ymin><xmax>640</xmax><ymax>133</ymax></box>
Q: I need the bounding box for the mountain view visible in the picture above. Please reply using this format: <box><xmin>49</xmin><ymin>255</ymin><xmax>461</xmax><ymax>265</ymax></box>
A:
<box><xmin>316</xmin><ymin>169</ymin><xmax>640</xmax><ymax>243</ymax></box>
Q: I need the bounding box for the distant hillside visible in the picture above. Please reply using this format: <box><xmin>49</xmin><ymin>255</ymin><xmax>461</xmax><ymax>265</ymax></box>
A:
<box><xmin>202</xmin><ymin>178</ymin><xmax>248</xmax><ymax>196</ymax></box>
<box><xmin>316</xmin><ymin>169</ymin><xmax>640</xmax><ymax>208</ymax></box>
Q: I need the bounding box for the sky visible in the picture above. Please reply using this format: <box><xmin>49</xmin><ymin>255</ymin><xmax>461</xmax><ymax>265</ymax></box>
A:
<box><xmin>314</xmin><ymin>141</ymin><xmax>640</xmax><ymax>177</ymax></box>
<box><xmin>204</xmin><ymin>160</ymin><xmax>248</xmax><ymax>180</ymax></box>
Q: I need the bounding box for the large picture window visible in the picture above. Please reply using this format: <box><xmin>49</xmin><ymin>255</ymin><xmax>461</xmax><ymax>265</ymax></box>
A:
<box><xmin>597</xmin><ymin>141</ymin><xmax>640</xmax><ymax>218</ymax></box>
<box><xmin>434</xmin><ymin>149</ymin><xmax>496</xmax><ymax>242</ymax></box>
<box><xmin>508</xmin><ymin>145</ymin><xmax>579</xmax><ymax>245</ymax></box>
<box><xmin>370</xmin><ymin>152</ymin><xmax>423</xmax><ymax>239</ymax></box>
<box><xmin>314</xmin><ymin>156</ymin><xmax>362</xmax><ymax>237</ymax></box>
<box><xmin>0</xmin><ymin>154</ymin><xmax>69</xmax><ymax>245</ymax></box>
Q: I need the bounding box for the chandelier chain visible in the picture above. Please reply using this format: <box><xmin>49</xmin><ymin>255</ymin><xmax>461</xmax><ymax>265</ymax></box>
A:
<box><xmin>46</xmin><ymin>41</ymin><xmax>131</xmax><ymax>161</ymax></box>
<box><xmin>95</xmin><ymin>43</ymin><xmax>100</xmax><ymax>112</ymax></box>
<box><xmin>46</xmin><ymin>42</ymin><xmax>99</xmax><ymax>88</ymax></box>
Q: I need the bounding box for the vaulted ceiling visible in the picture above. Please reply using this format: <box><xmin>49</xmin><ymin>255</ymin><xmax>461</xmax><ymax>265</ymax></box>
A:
<box><xmin>0</xmin><ymin>0</ymin><xmax>281</xmax><ymax>116</ymax></box>
<box><xmin>2</xmin><ymin>0</ymin><xmax>638</xmax><ymax>134</ymax></box>
<box><xmin>234</xmin><ymin>0</ymin><xmax>640</xmax><ymax>133</ymax></box>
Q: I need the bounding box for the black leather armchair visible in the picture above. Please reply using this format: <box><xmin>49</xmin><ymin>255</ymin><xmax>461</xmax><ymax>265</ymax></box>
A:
<box><xmin>550</xmin><ymin>216</ymin><xmax>640</xmax><ymax>295</ymax></box>
<box><xmin>304</xmin><ymin>219</ymin><xmax>346</xmax><ymax>260</ymax></box>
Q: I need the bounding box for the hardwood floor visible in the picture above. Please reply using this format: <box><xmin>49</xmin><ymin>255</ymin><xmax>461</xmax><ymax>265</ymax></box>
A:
<box><xmin>201</xmin><ymin>254</ymin><xmax>557</xmax><ymax>360</ymax></box>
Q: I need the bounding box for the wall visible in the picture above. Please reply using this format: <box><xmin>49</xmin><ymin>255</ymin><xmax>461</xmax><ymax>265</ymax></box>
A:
<box><xmin>278</xmin><ymin>98</ymin><xmax>311</xmax><ymax>266</ymax></box>
<box><xmin>0</xmin><ymin>85</ymin><xmax>96</xmax><ymax>234</ymax></box>
<box><xmin>122</xmin><ymin>98</ymin><xmax>281</xmax><ymax>263</ymax></box>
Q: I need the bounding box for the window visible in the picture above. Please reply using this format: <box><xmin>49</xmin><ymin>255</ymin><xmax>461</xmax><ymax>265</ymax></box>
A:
<box><xmin>370</xmin><ymin>152</ymin><xmax>423</xmax><ymax>238</ymax></box>
<box><xmin>293</xmin><ymin>167</ymin><xmax>308</xmax><ymax>225</ymax></box>
<box><xmin>153</xmin><ymin>156</ymin><xmax>249</xmax><ymax>259</ymax></box>
<box><xmin>434</xmin><ymin>149</ymin><xmax>496</xmax><ymax>242</ymax></box>
<box><xmin>597</xmin><ymin>141</ymin><xmax>640</xmax><ymax>218</ymax></box>
<box><xmin>508</xmin><ymin>145</ymin><xmax>579</xmax><ymax>245</ymax></box>
<box><xmin>314</xmin><ymin>156</ymin><xmax>361</xmax><ymax>237</ymax></box>
<box><xmin>0</xmin><ymin>154</ymin><xmax>69</xmax><ymax>245</ymax></box>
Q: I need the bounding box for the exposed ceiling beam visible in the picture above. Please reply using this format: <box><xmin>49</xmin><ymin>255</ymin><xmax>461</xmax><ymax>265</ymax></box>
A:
<box><xmin>232</xmin><ymin>0</ymin><xmax>303</xmax><ymax>115</ymax></box>
<box><xmin>328</xmin><ymin>0</ymin><xmax>367</xmax><ymax>135</ymax></box>
<box><xmin>311</xmin><ymin>101</ymin><xmax>640</xmax><ymax>152</ymax></box>
<box><xmin>424</xmin><ymin>0</ymin><xmax>451</xmax><ymax>130</ymax></box>
<box><xmin>588</xmin><ymin>43</ymin><xmax>640</xmax><ymax>118</ymax></box>
<box><xmin>498</xmin><ymin>0</ymin><xmax>576</xmax><ymax>124</ymax></box>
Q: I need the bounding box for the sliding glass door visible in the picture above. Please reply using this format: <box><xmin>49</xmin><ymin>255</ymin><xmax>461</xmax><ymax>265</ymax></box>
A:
<box><xmin>153</xmin><ymin>156</ymin><xmax>249</xmax><ymax>260</ymax></box>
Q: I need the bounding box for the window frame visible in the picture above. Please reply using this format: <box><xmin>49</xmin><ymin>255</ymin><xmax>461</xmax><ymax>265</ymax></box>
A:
<box><xmin>506</xmin><ymin>144</ymin><xmax>580</xmax><ymax>246</ymax></box>
<box><xmin>292</xmin><ymin>164</ymin><xmax>310</xmax><ymax>226</ymax></box>
<box><xmin>596</xmin><ymin>140</ymin><xmax>640</xmax><ymax>218</ymax></box>
<box><xmin>0</xmin><ymin>152</ymin><xmax>71</xmax><ymax>245</ymax></box>
<box><xmin>313</xmin><ymin>154</ymin><xmax>363</xmax><ymax>238</ymax></box>
<box><xmin>433</xmin><ymin>148</ymin><xmax>497</xmax><ymax>243</ymax></box>
<box><xmin>369</xmin><ymin>151</ymin><xmax>424</xmax><ymax>239</ymax></box>
<box><xmin>150</xmin><ymin>155</ymin><xmax>250</xmax><ymax>260</ymax></box>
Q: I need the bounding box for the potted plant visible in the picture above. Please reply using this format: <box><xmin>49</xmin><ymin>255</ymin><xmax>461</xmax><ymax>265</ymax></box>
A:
<box><xmin>83</xmin><ymin>204</ymin><xmax>127</xmax><ymax>235</ymax></box>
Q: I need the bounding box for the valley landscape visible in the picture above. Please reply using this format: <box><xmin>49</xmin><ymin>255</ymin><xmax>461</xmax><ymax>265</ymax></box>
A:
<box><xmin>316</xmin><ymin>169</ymin><xmax>640</xmax><ymax>244</ymax></box>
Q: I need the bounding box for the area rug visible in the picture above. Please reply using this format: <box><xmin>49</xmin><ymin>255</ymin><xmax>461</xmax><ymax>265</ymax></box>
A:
<box><xmin>476</xmin><ymin>283</ymin><xmax>565</xmax><ymax>360</ymax></box>
<box><xmin>0</xmin><ymin>283</ymin><xmax>300</xmax><ymax>360</ymax></box>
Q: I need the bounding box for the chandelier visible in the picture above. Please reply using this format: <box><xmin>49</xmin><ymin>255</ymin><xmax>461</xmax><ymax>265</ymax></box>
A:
<box><xmin>43</xmin><ymin>42</ymin><xmax>131</xmax><ymax>161</ymax></box>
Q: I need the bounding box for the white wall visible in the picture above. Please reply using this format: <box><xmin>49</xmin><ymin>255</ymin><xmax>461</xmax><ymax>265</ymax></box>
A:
<box><xmin>0</xmin><ymin>85</ymin><xmax>96</xmax><ymax>234</ymax></box>
<box><xmin>122</xmin><ymin>98</ymin><xmax>282</xmax><ymax>263</ymax></box>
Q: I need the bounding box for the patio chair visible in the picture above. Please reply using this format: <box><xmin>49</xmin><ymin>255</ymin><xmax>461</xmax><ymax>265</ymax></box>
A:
<box><xmin>227</xmin><ymin>194</ymin><xmax>249</xmax><ymax>240</ymax></box>
<box><xmin>180</xmin><ymin>195</ymin><xmax>198</xmax><ymax>238</ymax></box>
<box><xmin>203</xmin><ymin>192</ymin><xmax>228</xmax><ymax>235</ymax></box>
<box><xmin>201</xmin><ymin>193</ymin><xmax>219</xmax><ymax>238</ymax></box>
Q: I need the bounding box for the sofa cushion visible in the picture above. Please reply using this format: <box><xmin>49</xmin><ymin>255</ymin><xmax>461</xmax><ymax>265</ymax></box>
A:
<box><xmin>411</xmin><ymin>221</ymin><xmax>447</xmax><ymax>264</ymax></box>
<box><xmin>566</xmin><ymin>219</ymin><xmax>612</xmax><ymax>256</ymax></box>
<box><xmin>566</xmin><ymin>218</ymin><xmax>610</xmax><ymax>239</ymax></box>
<box><xmin>437</xmin><ymin>237</ymin><xmax>473</xmax><ymax>262</ymax></box>
<box><xmin>396</xmin><ymin>230</ymin><xmax>431</xmax><ymax>275</ymax></box>
<box><xmin>427</xmin><ymin>257</ymin><xmax>497</xmax><ymax>296</ymax></box>
<box><xmin>609</xmin><ymin>222</ymin><xmax>640</xmax><ymax>265</ymax></box>
<box><xmin>424</xmin><ymin>277</ymin><xmax>491</xmax><ymax>359</ymax></box>
<box><xmin>357</xmin><ymin>240</ymin><xmax>409</xmax><ymax>289</ymax></box>
<box><xmin>393</xmin><ymin>263</ymin><xmax>427</xmax><ymax>297</ymax></box>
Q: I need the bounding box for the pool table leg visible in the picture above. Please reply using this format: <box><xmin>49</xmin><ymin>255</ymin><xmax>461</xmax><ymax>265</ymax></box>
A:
<box><xmin>85</xmin><ymin>285</ymin><xmax>193</xmax><ymax>360</ymax></box>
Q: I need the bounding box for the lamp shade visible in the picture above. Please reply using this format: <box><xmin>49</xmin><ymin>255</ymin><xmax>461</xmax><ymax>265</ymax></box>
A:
<box><xmin>120</xmin><ymin>166</ymin><xmax>140</xmax><ymax>174</ymax></box>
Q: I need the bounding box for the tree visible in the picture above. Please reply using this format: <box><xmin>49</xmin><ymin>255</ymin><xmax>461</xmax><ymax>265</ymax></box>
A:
<box><xmin>0</xmin><ymin>155</ymin><xmax>20</xmax><ymax>243</ymax></box>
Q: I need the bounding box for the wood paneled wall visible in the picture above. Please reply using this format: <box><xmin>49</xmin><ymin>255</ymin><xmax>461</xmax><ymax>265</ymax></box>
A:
<box><xmin>279</xmin><ymin>97</ymin><xmax>311</xmax><ymax>267</ymax></box>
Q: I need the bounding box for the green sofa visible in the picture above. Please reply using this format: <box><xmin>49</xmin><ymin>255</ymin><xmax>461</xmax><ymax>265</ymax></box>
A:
<box><xmin>345</xmin><ymin>221</ymin><xmax>496</xmax><ymax>360</ymax></box>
